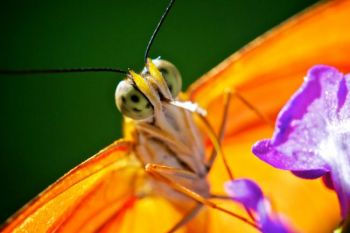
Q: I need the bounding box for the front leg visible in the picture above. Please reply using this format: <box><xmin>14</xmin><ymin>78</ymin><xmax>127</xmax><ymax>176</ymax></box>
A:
<box><xmin>145</xmin><ymin>163</ymin><xmax>258</xmax><ymax>230</ymax></box>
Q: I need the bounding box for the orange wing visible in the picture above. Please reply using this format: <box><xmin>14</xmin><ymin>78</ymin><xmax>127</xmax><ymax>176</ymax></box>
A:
<box><xmin>188</xmin><ymin>0</ymin><xmax>350</xmax><ymax>134</ymax></box>
<box><xmin>188</xmin><ymin>0</ymin><xmax>350</xmax><ymax>232</ymax></box>
<box><xmin>0</xmin><ymin>140</ymin><xmax>141</xmax><ymax>232</ymax></box>
<box><xmin>0</xmin><ymin>137</ymin><xmax>210</xmax><ymax>233</ymax></box>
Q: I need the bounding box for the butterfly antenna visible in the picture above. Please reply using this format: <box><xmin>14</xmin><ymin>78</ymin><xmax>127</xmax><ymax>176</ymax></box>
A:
<box><xmin>144</xmin><ymin>0</ymin><xmax>176</xmax><ymax>63</ymax></box>
<box><xmin>0</xmin><ymin>67</ymin><xmax>128</xmax><ymax>75</ymax></box>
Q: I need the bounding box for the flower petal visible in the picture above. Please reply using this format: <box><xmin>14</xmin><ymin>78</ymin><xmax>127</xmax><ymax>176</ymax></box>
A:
<box><xmin>253</xmin><ymin>65</ymin><xmax>350</xmax><ymax>218</ymax></box>
<box><xmin>257</xmin><ymin>199</ymin><xmax>290</xmax><ymax>233</ymax></box>
<box><xmin>292</xmin><ymin>170</ymin><xmax>327</xmax><ymax>179</ymax></box>
<box><xmin>252</xmin><ymin>65</ymin><xmax>346</xmax><ymax>171</ymax></box>
<box><xmin>225</xmin><ymin>179</ymin><xmax>263</xmax><ymax>210</ymax></box>
<box><xmin>225</xmin><ymin>179</ymin><xmax>293</xmax><ymax>233</ymax></box>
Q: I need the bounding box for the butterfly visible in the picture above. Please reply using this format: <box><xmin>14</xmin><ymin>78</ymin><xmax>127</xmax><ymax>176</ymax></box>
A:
<box><xmin>1</xmin><ymin>0</ymin><xmax>350</xmax><ymax>232</ymax></box>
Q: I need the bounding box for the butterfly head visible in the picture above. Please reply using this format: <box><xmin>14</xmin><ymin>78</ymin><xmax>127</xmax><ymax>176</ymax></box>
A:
<box><xmin>115</xmin><ymin>58</ymin><xmax>182</xmax><ymax>120</ymax></box>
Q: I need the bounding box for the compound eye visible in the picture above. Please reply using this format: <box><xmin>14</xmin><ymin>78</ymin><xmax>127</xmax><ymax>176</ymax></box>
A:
<box><xmin>153</xmin><ymin>59</ymin><xmax>182</xmax><ymax>98</ymax></box>
<box><xmin>115</xmin><ymin>80</ymin><xmax>153</xmax><ymax>120</ymax></box>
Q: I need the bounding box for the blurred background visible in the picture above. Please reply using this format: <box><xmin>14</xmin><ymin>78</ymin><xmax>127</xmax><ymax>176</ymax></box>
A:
<box><xmin>0</xmin><ymin>0</ymin><xmax>318</xmax><ymax>223</ymax></box>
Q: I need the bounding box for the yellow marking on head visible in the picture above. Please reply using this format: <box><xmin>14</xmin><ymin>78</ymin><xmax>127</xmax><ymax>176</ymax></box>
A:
<box><xmin>129</xmin><ymin>70</ymin><xmax>161</xmax><ymax>110</ymax></box>
<box><xmin>147</xmin><ymin>58</ymin><xmax>173</xmax><ymax>99</ymax></box>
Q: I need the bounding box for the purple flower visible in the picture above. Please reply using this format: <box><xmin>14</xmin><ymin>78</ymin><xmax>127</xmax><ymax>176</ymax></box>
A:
<box><xmin>252</xmin><ymin>65</ymin><xmax>350</xmax><ymax>218</ymax></box>
<box><xmin>225</xmin><ymin>179</ymin><xmax>292</xmax><ymax>233</ymax></box>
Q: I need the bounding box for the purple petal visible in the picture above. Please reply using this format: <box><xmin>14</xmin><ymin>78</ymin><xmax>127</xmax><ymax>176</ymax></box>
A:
<box><xmin>322</xmin><ymin>172</ymin><xmax>334</xmax><ymax>190</ymax></box>
<box><xmin>273</xmin><ymin>66</ymin><xmax>323</xmax><ymax>146</ymax></box>
<box><xmin>337</xmin><ymin>76</ymin><xmax>348</xmax><ymax>111</ymax></box>
<box><xmin>252</xmin><ymin>65</ymin><xmax>350</xmax><ymax>218</ymax></box>
<box><xmin>317</xmin><ymin>72</ymin><xmax>350</xmax><ymax>217</ymax></box>
<box><xmin>252</xmin><ymin>139</ymin><xmax>329</xmax><ymax>171</ymax></box>
<box><xmin>225</xmin><ymin>179</ymin><xmax>294</xmax><ymax>232</ymax></box>
<box><xmin>257</xmin><ymin>199</ymin><xmax>290</xmax><ymax>233</ymax></box>
<box><xmin>253</xmin><ymin>65</ymin><xmax>344</xmax><ymax>171</ymax></box>
<box><xmin>292</xmin><ymin>169</ymin><xmax>327</xmax><ymax>179</ymax></box>
<box><xmin>331</xmin><ymin>167</ymin><xmax>350</xmax><ymax>218</ymax></box>
<box><xmin>339</xmin><ymin>74</ymin><xmax>350</xmax><ymax>120</ymax></box>
<box><xmin>225</xmin><ymin>179</ymin><xmax>263</xmax><ymax>210</ymax></box>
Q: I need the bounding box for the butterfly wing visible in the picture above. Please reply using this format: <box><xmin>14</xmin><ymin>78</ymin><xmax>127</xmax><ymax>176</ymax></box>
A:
<box><xmin>189</xmin><ymin>0</ymin><xmax>350</xmax><ymax>132</ymax></box>
<box><xmin>1</xmin><ymin>138</ymin><xmax>208</xmax><ymax>233</ymax></box>
<box><xmin>188</xmin><ymin>0</ymin><xmax>350</xmax><ymax>232</ymax></box>
<box><xmin>0</xmin><ymin>140</ymin><xmax>142</xmax><ymax>232</ymax></box>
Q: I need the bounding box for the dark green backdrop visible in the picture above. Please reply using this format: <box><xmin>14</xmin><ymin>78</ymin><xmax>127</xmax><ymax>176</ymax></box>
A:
<box><xmin>0</xmin><ymin>0</ymin><xmax>318</xmax><ymax>223</ymax></box>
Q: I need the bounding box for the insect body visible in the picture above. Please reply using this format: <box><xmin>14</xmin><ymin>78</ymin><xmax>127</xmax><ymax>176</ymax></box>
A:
<box><xmin>115</xmin><ymin>59</ymin><xmax>209</xmax><ymax>212</ymax></box>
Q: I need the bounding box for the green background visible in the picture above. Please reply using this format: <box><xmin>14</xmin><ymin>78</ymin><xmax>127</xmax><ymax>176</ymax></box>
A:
<box><xmin>0</xmin><ymin>0</ymin><xmax>318</xmax><ymax>223</ymax></box>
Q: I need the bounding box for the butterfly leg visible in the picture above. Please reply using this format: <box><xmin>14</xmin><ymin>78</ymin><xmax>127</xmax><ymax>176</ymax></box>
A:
<box><xmin>145</xmin><ymin>163</ymin><xmax>259</xmax><ymax>230</ymax></box>
<box><xmin>231</xmin><ymin>88</ymin><xmax>273</xmax><ymax>127</ymax></box>
<box><xmin>210</xmin><ymin>194</ymin><xmax>256</xmax><ymax>222</ymax></box>
<box><xmin>205</xmin><ymin>88</ymin><xmax>272</xmax><ymax>177</ymax></box>
<box><xmin>166</xmin><ymin>203</ymin><xmax>203</xmax><ymax>233</ymax></box>
<box><xmin>206</xmin><ymin>89</ymin><xmax>232</xmax><ymax>169</ymax></box>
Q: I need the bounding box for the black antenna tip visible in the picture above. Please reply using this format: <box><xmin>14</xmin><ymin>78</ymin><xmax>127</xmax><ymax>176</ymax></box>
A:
<box><xmin>0</xmin><ymin>67</ymin><xmax>129</xmax><ymax>75</ymax></box>
<box><xmin>144</xmin><ymin>0</ymin><xmax>176</xmax><ymax>63</ymax></box>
